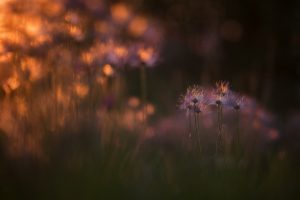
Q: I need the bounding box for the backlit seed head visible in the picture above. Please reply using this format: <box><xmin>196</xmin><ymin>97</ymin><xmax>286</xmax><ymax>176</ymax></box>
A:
<box><xmin>179</xmin><ymin>85</ymin><xmax>207</xmax><ymax>114</ymax></box>
<box><xmin>223</xmin><ymin>92</ymin><xmax>244</xmax><ymax>110</ymax></box>
<box><xmin>216</xmin><ymin>81</ymin><xmax>229</xmax><ymax>96</ymax></box>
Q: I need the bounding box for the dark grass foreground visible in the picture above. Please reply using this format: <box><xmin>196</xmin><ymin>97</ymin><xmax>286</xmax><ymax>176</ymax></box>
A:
<box><xmin>0</xmin><ymin>124</ymin><xmax>299</xmax><ymax>200</ymax></box>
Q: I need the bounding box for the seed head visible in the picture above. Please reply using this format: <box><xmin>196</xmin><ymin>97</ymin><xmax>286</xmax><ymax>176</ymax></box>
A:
<box><xmin>219</xmin><ymin>91</ymin><xmax>244</xmax><ymax>110</ymax></box>
<box><xmin>179</xmin><ymin>85</ymin><xmax>207</xmax><ymax>114</ymax></box>
<box><xmin>216</xmin><ymin>81</ymin><xmax>229</xmax><ymax>97</ymax></box>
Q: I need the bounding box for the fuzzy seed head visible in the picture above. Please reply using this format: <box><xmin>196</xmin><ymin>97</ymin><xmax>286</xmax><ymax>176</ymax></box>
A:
<box><xmin>216</xmin><ymin>81</ymin><xmax>229</xmax><ymax>97</ymax></box>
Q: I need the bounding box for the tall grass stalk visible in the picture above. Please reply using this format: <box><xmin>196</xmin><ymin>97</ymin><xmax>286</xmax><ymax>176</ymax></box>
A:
<box><xmin>216</xmin><ymin>103</ymin><xmax>223</xmax><ymax>156</ymax></box>
<box><xmin>195</xmin><ymin>113</ymin><xmax>202</xmax><ymax>154</ymax></box>
<box><xmin>234</xmin><ymin>109</ymin><xmax>240</xmax><ymax>157</ymax></box>
<box><xmin>140</xmin><ymin>64</ymin><xmax>147</xmax><ymax>131</ymax></box>
<box><xmin>187</xmin><ymin>112</ymin><xmax>192</xmax><ymax>140</ymax></box>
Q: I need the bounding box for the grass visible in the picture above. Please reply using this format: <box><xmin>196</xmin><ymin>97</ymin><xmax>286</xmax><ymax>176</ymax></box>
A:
<box><xmin>0</xmin><ymin>0</ymin><xmax>299</xmax><ymax>199</ymax></box>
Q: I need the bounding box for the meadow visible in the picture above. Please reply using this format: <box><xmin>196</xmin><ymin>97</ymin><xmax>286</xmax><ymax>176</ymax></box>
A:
<box><xmin>0</xmin><ymin>0</ymin><xmax>299</xmax><ymax>199</ymax></box>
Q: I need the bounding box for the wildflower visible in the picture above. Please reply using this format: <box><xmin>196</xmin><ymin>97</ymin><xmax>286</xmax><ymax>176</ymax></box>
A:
<box><xmin>74</xmin><ymin>82</ymin><xmax>89</xmax><ymax>98</ymax></box>
<box><xmin>137</xmin><ymin>46</ymin><xmax>158</xmax><ymax>67</ymax></box>
<box><xmin>129</xmin><ymin>16</ymin><xmax>149</xmax><ymax>37</ymax></box>
<box><xmin>216</xmin><ymin>81</ymin><xmax>230</xmax><ymax>96</ymax></box>
<box><xmin>128</xmin><ymin>97</ymin><xmax>140</xmax><ymax>108</ymax></box>
<box><xmin>179</xmin><ymin>86</ymin><xmax>207</xmax><ymax>115</ymax></box>
<box><xmin>110</xmin><ymin>3</ymin><xmax>131</xmax><ymax>23</ymax></box>
<box><xmin>215</xmin><ymin>81</ymin><xmax>230</xmax><ymax>105</ymax></box>
<box><xmin>222</xmin><ymin>91</ymin><xmax>244</xmax><ymax>110</ymax></box>
<box><xmin>102</xmin><ymin>64</ymin><xmax>114</xmax><ymax>77</ymax></box>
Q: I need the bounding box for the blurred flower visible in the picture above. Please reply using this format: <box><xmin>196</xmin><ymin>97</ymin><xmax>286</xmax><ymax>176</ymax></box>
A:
<box><xmin>111</xmin><ymin>3</ymin><xmax>131</xmax><ymax>24</ymax></box>
<box><xmin>3</xmin><ymin>72</ymin><xmax>20</xmax><ymax>93</ymax></box>
<box><xmin>74</xmin><ymin>82</ymin><xmax>89</xmax><ymax>98</ymax></box>
<box><xmin>129</xmin><ymin>16</ymin><xmax>148</xmax><ymax>37</ymax></box>
<box><xmin>128</xmin><ymin>96</ymin><xmax>140</xmax><ymax>108</ymax></box>
<box><xmin>137</xmin><ymin>46</ymin><xmax>158</xmax><ymax>66</ymax></box>
<box><xmin>102</xmin><ymin>64</ymin><xmax>114</xmax><ymax>77</ymax></box>
<box><xmin>81</xmin><ymin>52</ymin><xmax>94</xmax><ymax>65</ymax></box>
<box><xmin>145</xmin><ymin>103</ymin><xmax>156</xmax><ymax>116</ymax></box>
<box><xmin>21</xmin><ymin>57</ymin><xmax>43</xmax><ymax>82</ymax></box>
<box><xmin>0</xmin><ymin>0</ymin><xmax>163</xmax><ymax>159</ymax></box>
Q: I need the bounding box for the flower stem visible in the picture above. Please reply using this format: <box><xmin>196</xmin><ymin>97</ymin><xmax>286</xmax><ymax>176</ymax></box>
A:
<box><xmin>216</xmin><ymin>104</ymin><xmax>223</xmax><ymax>156</ymax></box>
<box><xmin>234</xmin><ymin>109</ymin><xmax>240</xmax><ymax>156</ymax></box>
<box><xmin>140</xmin><ymin>64</ymin><xmax>147</xmax><ymax>130</ymax></box>
<box><xmin>195</xmin><ymin>114</ymin><xmax>202</xmax><ymax>154</ymax></box>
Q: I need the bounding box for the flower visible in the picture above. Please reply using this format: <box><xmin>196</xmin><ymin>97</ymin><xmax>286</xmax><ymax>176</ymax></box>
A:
<box><xmin>222</xmin><ymin>91</ymin><xmax>244</xmax><ymax>110</ymax></box>
<box><xmin>216</xmin><ymin>81</ymin><xmax>229</xmax><ymax>95</ymax></box>
<box><xmin>215</xmin><ymin>81</ymin><xmax>230</xmax><ymax>105</ymax></box>
<box><xmin>179</xmin><ymin>85</ymin><xmax>207</xmax><ymax>115</ymax></box>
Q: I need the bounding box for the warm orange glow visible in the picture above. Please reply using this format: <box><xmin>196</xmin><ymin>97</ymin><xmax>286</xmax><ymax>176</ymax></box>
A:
<box><xmin>43</xmin><ymin>1</ymin><xmax>63</xmax><ymax>17</ymax></box>
<box><xmin>0</xmin><ymin>43</ymin><xmax>5</xmax><ymax>53</ymax></box>
<box><xmin>111</xmin><ymin>3</ymin><xmax>131</xmax><ymax>23</ymax></box>
<box><xmin>216</xmin><ymin>81</ymin><xmax>229</xmax><ymax>96</ymax></box>
<box><xmin>0</xmin><ymin>0</ymin><xmax>162</xmax><ymax>160</ymax></box>
<box><xmin>129</xmin><ymin>16</ymin><xmax>148</xmax><ymax>37</ymax></box>
<box><xmin>68</xmin><ymin>25</ymin><xmax>84</xmax><ymax>40</ymax></box>
<box><xmin>15</xmin><ymin>97</ymin><xmax>28</xmax><ymax>117</ymax></box>
<box><xmin>21</xmin><ymin>57</ymin><xmax>43</xmax><ymax>81</ymax></box>
<box><xmin>30</xmin><ymin>34</ymin><xmax>52</xmax><ymax>47</ymax></box>
<box><xmin>138</xmin><ymin>47</ymin><xmax>154</xmax><ymax>63</ymax></box>
<box><xmin>113</xmin><ymin>46</ymin><xmax>128</xmax><ymax>59</ymax></box>
<box><xmin>122</xmin><ymin>110</ymin><xmax>135</xmax><ymax>130</ymax></box>
<box><xmin>96</xmin><ymin>75</ymin><xmax>107</xmax><ymax>86</ymax></box>
<box><xmin>3</xmin><ymin>73</ymin><xmax>20</xmax><ymax>92</ymax></box>
<box><xmin>0</xmin><ymin>0</ymin><xmax>13</xmax><ymax>6</ymax></box>
<box><xmin>74</xmin><ymin>83</ymin><xmax>89</xmax><ymax>98</ymax></box>
<box><xmin>0</xmin><ymin>52</ymin><xmax>13</xmax><ymax>63</ymax></box>
<box><xmin>24</xmin><ymin>18</ymin><xmax>42</xmax><ymax>37</ymax></box>
<box><xmin>102</xmin><ymin>64</ymin><xmax>114</xmax><ymax>77</ymax></box>
<box><xmin>95</xmin><ymin>21</ymin><xmax>109</xmax><ymax>34</ymax></box>
<box><xmin>65</xmin><ymin>11</ymin><xmax>80</xmax><ymax>25</ymax></box>
<box><xmin>56</xmin><ymin>87</ymin><xmax>71</xmax><ymax>107</ymax></box>
<box><xmin>81</xmin><ymin>52</ymin><xmax>94</xmax><ymax>65</ymax></box>
<box><xmin>145</xmin><ymin>103</ymin><xmax>155</xmax><ymax>115</ymax></box>
<box><xmin>136</xmin><ymin>110</ymin><xmax>146</xmax><ymax>122</ymax></box>
<box><xmin>128</xmin><ymin>97</ymin><xmax>140</xmax><ymax>108</ymax></box>
<box><xmin>0</xmin><ymin>31</ymin><xmax>25</xmax><ymax>46</ymax></box>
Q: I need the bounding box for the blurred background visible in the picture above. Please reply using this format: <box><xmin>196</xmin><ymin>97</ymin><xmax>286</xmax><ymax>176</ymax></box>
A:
<box><xmin>0</xmin><ymin>0</ymin><xmax>300</xmax><ymax>199</ymax></box>
<box><xmin>132</xmin><ymin>0</ymin><xmax>300</xmax><ymax>114</ymax></box>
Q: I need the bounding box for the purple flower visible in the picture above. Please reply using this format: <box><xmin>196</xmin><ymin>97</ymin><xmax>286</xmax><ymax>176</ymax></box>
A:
<box><xmin>179</xmin><ymin>86</ymin><xmax>207</xmax><ymax>115</ymax></box>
